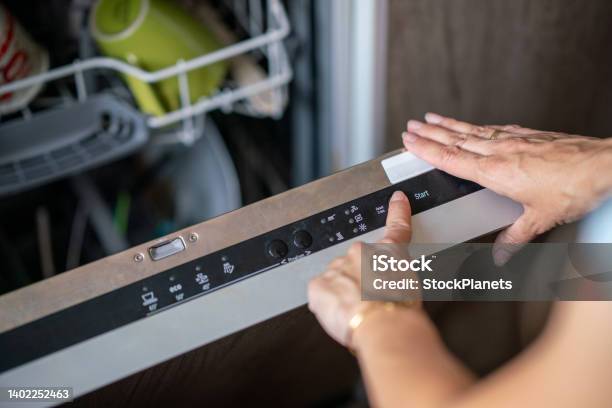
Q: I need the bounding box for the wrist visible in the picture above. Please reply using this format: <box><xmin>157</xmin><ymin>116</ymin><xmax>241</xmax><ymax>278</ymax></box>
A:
<box><xmin>351</xmin><ymin>304</ymin><xmax>429</xmax><ymax>353</ymax></box>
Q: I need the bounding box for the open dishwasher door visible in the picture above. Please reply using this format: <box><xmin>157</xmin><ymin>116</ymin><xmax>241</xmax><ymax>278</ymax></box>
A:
<box><xmin>0</xmin><ymin>151</ymin><xmax>522</xmax><ymax>405</ymax></box>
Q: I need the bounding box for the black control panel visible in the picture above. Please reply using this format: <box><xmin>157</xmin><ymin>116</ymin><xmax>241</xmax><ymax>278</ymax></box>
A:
<box><xmin>0</xmin><ymin>170</ymin><xmax>481</xmax><ymax>372</ymax></box>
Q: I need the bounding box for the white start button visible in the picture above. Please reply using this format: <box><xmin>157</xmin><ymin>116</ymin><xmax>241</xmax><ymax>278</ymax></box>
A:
<box><xmin>148</xmin><ymin>237</ymin><xmax>186</xmax><ymax>261</ymax></box>
<box><xmin>381</xmin><ymin>151</ymin><xmax>434</xmax><ymax>184</ymax></box>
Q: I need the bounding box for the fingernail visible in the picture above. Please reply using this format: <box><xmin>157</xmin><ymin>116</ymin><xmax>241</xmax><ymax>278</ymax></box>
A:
<box><xmin>425</xmin><ymin>112</ymin><xmax>443</xmax><ymax>124</ymax></box>
<box><xmin>402</xmin><ymin>132</ymin><xmax>418</xmax><ymax>143</ymax></box>
<box><xmin>407</xmin><ymin>120</ymin><xmax>423</xmax><ymax>130</ymax></box>
<box><xmin>390</xmin><ymin>191</ymin><xmax>408</xmax><ymax>202</ymax></box>
<box><xmin>492</xmin><ymin>248</ymin><xmax>512</xmax><ymax>266</ymax></box>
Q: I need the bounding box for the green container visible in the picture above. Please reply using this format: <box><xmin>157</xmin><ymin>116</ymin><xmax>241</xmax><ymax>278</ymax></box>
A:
<box><xmin>91</xmin><ymin>0</ymin><xmax>227</xmax><ymax>116</ymax></box>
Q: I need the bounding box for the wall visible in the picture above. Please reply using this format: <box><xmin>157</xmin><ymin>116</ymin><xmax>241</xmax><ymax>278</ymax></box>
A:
<box><xmin>386</xmin><ymin>0</ymin><xmax>612</xmax><ymax>149</ymax></box>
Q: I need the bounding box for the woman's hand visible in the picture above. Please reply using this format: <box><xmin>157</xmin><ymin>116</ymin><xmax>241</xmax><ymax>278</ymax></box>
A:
<box><xmin>309</xmin><ymin>191</ymin><xmax>475</xmax><ymax>407</ymax></box>
<box><xmin>403</xmin><ymin>113</ymin><xmax>612</xmax><ymax>265</ymax></box>
<box><xmin>307</xmin><ymin>190</ymin><xmax>415</xmax><ymax>347</ymax></box>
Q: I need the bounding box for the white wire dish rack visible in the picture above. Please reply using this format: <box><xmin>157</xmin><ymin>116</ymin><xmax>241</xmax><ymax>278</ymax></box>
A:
<box><xmin>0</xmin><ymin>0</ymin><xmax>292</xmax><ymax>144</ymax></box>
<box><xmin>0</xmin><ymin>0</ymin><xmax>291</xmax><ymax>196</ymax></box>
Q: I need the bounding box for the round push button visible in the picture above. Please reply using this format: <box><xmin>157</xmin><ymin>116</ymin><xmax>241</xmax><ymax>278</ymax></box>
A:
<box><xmin>293</xmin><ymin>230</ymin><xmax>313</xmax><ymax>249</ymax></box>
<box><xmin>267</xmin><ymin>239</ymin><xmax>289</xmax><ymax>259</ymax></box>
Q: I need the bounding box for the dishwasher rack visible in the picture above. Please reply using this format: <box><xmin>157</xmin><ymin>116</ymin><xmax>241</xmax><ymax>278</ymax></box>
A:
<box><xmin>0</xmin><ymin>0</ymin><xmax>292</xmax><ymax>141</ymax></box>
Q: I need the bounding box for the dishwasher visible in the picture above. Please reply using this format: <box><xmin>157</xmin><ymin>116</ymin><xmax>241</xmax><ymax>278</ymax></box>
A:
<box><xmin>0</xmin><ymin>1</ymin><xmax>525</xmax><ymax>406</ymax></box>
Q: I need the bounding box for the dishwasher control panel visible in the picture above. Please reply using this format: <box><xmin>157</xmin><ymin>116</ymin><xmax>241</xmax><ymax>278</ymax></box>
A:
<box><xmin>0</xmin><ymin>169</ymin><xmax>480</xmax><ymax>373</ymax></box>
<box><xmin>134</xmin><ymin>169</ymin><xmax>479</xmax><ymax>316</ymax></box>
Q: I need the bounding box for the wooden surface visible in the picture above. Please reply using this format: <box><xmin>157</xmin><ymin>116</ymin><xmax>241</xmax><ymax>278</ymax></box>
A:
<box><xmin>386</xmin><ymin>0</ymin><xmax>612</xmax><ymax>149</ymax></box>
<box><xmin>70</xmin><ymin>302</ymin><xmax>530</xmax><ymax>406</ymax></box>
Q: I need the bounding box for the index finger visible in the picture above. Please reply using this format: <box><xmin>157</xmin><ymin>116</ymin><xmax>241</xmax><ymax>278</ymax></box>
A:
<box><xmin>424</xmin><ymin>112</ymin><xmax>494</xmax><ymax>139</ymax></box>
<box><xmin>379</xmin><ymin>191</ymin><xmax>412</xmax><ymax>244</ymax></box>
<box><xmin>402</xmin><ymin>132</ymin><xmax>485</xmax><ymax>185</ymax></box>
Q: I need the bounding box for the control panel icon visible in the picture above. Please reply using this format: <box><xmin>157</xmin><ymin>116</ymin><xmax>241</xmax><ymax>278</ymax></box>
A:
<box><xmin>141</xmin><ymin>291</ymin><xmax>157</xmax><ymax>307</ymax></box>
<box><xmin>223</xmin><ymin>262</ymin><xmax>235</xmax><ymax>274</ymax></box>
<box><xmin>169</xmin><ymin>284</ymin><xmax>182</xmax><ymax>293</ymax></box>
<box><xmin>415</xmin><ymin>190</ymin><xmax>430</xmax><ymax>200</ymax></box>
<box><xmin>195</xmin><ymin>272</ymin><xmax>211</xmax><ymax>291</ymax></box>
